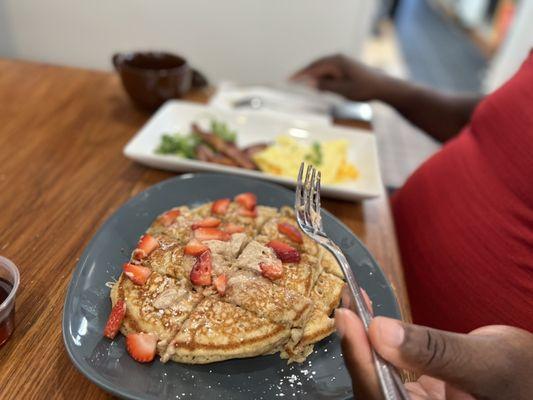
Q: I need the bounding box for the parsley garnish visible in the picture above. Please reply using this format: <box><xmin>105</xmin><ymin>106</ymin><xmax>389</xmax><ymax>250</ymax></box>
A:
<box><xmin>155</xmin><ymin>133</ymin><xmax>200</xmax><ymax>159</ymax></box>
<box><xmin>210</xmin><ymin>120</ymin><xmax>237</xmax><ymax>143</ymax></box>
<box><xmin>304</xmin><ymin>141</ymin><xmax>323</xmax><ymax>166</ymax></box>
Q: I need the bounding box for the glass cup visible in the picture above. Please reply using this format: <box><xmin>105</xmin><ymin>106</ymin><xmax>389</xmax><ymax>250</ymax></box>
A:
<box><xmin>0</xmin><ymin>256</ymin><xmax>19</xmax><ymax>347</ymax></box>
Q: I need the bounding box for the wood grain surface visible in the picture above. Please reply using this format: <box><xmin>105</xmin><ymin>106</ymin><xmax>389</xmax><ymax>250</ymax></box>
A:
<box><xmin>0</xmin><ymin>59</ymin><xmax>410</xmax><ymax>399</ymax></box>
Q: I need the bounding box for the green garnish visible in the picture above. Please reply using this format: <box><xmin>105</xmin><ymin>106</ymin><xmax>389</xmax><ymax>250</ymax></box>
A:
<box><xmin>210</xmin><ymin>120</ymin><xmax>237</xmax><ymax>143</ymax></box>
<box><xmin>155</xmin><ymin>119</ymin><xmax>237</xmax><ymax>158</ymax></box>
<box><xmin>305</xmin><ymin>141</ymin><xmax>323</xmax><ymax>166</ymax></box>
<box><xmin>155</xmin><ymin>133</ymin><xmax>200</xmax><ymax>159</ymax></box>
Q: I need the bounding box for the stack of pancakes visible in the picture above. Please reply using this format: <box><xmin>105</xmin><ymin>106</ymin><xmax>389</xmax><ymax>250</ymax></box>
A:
<box><xmin>110</xmin><ymin>200</ymin><xmax>345</xmax><ymax>364</ymax></box>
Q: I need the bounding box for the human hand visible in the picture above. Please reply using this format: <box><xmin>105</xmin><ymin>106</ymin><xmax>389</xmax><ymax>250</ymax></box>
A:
<box><xmin>291</xmin><ymin>54</ymin><xmax>389</xmax><ymax>101</ymax></box>
<box><xmin>334</xmin><ymin>309</ymin><xmax>533</xmax><ymax>399</ymax></box>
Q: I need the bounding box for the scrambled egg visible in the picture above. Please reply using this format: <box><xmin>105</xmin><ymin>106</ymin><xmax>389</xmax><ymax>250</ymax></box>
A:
<box><xmin>253</xmin><ymin>136</ymin><xmax>358</xmax><ymax>184</ymax></box>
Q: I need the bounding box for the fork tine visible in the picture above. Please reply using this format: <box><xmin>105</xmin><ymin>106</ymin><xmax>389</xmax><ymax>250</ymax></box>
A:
<box><xmin>309</xmin><ymin>166</ymin><xmax>316</xmax><ymax>209</ymax></box>
<box><xmin>295</xmin><ymin>163</ymin><xmax>305</xmax><ymax>216</ymax></box>
<box><xmin>312</xmin><ymin>171</ymin><xmax>323</xmax><ymax>230</ymax></box>
<box><xmin>304</xmin><ymin>164</ymin><xmax>314</xmax><ymax>227</ymax></box>
<box><xmin>297</xmin><ymin>162</ymin><xmax>304</xmax><ymax>189</ymax></box>
<box><xmin>304</xmin><ymin>163</ymin><xmax>312</xmax><ymax>192</ymax></box>
<box><xmin>308</xmin><ymin>166</ymin><xmax>319</xmax><ymax>229</ymax></box>
<box><xmin>301</xmin><ymin>165</ymin><xmax>311</xmax><ymax>225</ymax></box>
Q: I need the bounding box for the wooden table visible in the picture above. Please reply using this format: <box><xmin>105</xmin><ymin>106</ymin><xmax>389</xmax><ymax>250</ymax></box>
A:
<box><xmin>0</xmin><ymin>59</ymin><xmax>410</xmax><ymax>399</ymax></box>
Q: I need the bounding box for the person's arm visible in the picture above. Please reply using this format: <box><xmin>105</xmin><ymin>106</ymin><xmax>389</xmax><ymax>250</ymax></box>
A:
<box><xmin>334</xmin><ymin>309</ymin><xmax>533</xmax><ymax>399</ymax></box>
<box><xmin>292</xmin><ymin>54</ymin><xmax>481</xmax><ymax>143</ymax></box>
<box><xmin>374</xmin><ymin>76</ymin><xmax>480</xmax><ymax>142</ymax></box>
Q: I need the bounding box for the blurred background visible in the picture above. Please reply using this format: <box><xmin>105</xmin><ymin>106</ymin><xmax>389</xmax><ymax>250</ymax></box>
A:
<box><xmin>1</xmin><ymin>0</ymin><xmax>531</xmax><ymax>187</ymax></box>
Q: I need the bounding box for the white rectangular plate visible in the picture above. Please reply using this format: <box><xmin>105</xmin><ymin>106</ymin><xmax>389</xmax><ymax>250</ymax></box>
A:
<box><xmin>123</xmin><ymin>100</ymin><xmax>383</xmax><ymax>201</ymax></box>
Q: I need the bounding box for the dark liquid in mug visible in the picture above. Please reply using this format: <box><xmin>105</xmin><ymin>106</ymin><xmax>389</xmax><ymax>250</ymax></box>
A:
<box><xmin>126</xmin><ymin>53</ymin><xmax>185</xmax><ymax>71</ymax></box>
<box><xmin>0</xmin><ymin>278</ymin><xmax>15</xmax><ymax>346</ymax></box>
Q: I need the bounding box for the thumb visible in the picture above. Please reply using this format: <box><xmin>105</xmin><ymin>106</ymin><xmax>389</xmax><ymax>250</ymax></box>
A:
<box><xmin>368</xmin><ymin>317</ymin><xmax>527</xmax><ymax>399</ymax></box>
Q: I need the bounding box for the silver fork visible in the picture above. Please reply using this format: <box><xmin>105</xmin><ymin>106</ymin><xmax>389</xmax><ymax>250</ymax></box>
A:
<box><xmin>295</xmin><ymin>163</ymin><xmax>410</xmax><ymax>400</ymax></box>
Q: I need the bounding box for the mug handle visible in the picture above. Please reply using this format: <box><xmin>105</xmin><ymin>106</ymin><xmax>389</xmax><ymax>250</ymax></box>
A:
<box><xmin>191</xmin><ymin>68</ymin><xmax>208</xmax><ymax>89</ymax></box>
<box><xmin>112</xmin><ymin>53</ymin><xmax>124</xmax><ymax>71</ymax></box>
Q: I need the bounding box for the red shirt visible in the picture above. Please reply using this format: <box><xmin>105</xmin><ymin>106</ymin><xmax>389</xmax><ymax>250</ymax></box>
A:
<box><xmin>392</xmin><ymin>52</ymin><xmax>533</xmax><ymax>333</ymax></box>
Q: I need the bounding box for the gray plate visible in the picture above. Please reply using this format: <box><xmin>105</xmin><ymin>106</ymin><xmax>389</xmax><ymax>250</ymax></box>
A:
<box><xmin>62</xmin><ymin>173</ymin><xmax>400</xmax><ymax>400</ymax></box>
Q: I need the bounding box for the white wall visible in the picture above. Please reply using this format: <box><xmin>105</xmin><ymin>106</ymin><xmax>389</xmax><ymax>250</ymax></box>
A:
<box><xmin>0</xmin><ymin>0</ymin><xmax>376</xmax><ymax>84</ymax></box>
<box><xmin>484</xmin><ymin>0</ymin><xmax>533</xmax><ymax>92</ymax></box>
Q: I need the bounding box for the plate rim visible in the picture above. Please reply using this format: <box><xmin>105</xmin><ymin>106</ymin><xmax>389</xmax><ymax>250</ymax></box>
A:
<box><xmin>62</xmin><ymin>172</ymin><xmax>399</xmax><ymax>400</ymax></box>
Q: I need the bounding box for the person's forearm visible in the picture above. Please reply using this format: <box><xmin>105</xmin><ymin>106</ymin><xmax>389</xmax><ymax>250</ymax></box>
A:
<box><xmin>374</xmin><ymin>76</ymin><xmax>481</xmax><ymax>142</ymax></box>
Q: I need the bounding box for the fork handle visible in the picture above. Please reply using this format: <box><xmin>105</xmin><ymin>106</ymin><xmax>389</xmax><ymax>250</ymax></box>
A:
<box><xmin>325</xmin><ymin>243</ymin><xmax>410</xmax><ymax>400</ymax></box>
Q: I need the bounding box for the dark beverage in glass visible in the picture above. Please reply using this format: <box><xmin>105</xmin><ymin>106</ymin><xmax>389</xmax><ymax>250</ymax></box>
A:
<box><xmin>0</xmin><ymin>278</ymin><xmax>14</xmax><ymax>346</ymax></box>
<box><xmin>0</xmin><ymin>256</ymin><xmax>19</xmax><ymax>347</ymax></box>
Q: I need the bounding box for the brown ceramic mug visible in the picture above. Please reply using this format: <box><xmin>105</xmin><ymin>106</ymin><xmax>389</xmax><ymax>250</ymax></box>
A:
<box><xmin>112</xmin><ymin>51</ymin><xmax>207</xmax><ymax>111</ymax></box>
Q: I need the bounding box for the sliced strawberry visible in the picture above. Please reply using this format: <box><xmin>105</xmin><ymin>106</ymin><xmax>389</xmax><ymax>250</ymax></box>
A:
<box><xmin>103</xmin><ymin>300</ymin><xmax>126</xmax><ymax>339</ymax></box>
<box><xmin>123</xmin><ymin>263</ymin><xmax>152</xmax><ymax>285</ymax></box>
<box><xmin>132</xmin><ymin>234</ymin><xmax>159</xmax><ymax>261</ymax></box>
<box><xmin>126</xmin><ymin>333</ymin><xmax>157</xmax><ymax>363</ymax></box>
<box><xmin>234</xmin><ymin>192</ymin><xmax>257</xmax><ymax>210</ymax></box>
<box><xmin>184</xmin><ymin>238</ymin><xmax>209</xmax><ymax>256</ymax></box>
<box><xmin>211</xmin><ymin>198</ymin><xmax>231</xmax><ymax>215</ymax></box>
<box><xmin>267</xmin><ymin>240</ymin><xmax>301</xmax><ymax>263</ymax></box>
<box><xmin>260</xmin><ymin>262</ymin><xmax>283</xmax><ymax>280</ymax></box>
<box><xmin>158</xmin><ymin>208</ymin><xmax>181</xmax><ymax>226</ymax></box>
<box><xmin>224</xmin><ymin>223</ymin><xmax>245</xmax><ymax>234</ymax></box>
<box><xmin>194</xmin><ymin>227</ymin><xmax>230</xmax><ymax>242</ymax></box>
<box><xmin>277</xmin><ymin>222</ymin><xmax>303</xmax><ymax>244</ymax></box>
<box><xmin>238</xmin><ymin>207</ymin><xmax>258</xmax><ymax>218</ymax></box>
<box><xmin>191</xmin><ymin>217</ymin><xmax>221</xmax><ymax>230</ymax></box>
<box><xmin>213</xmin><ymin>274</ymin><xmax>228</xmax><ymax>295</ymax></box>
<box><xmin>190</xmin><ymin>250</ymin><xmax>212</xmax><ymax>286</ymax></box>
